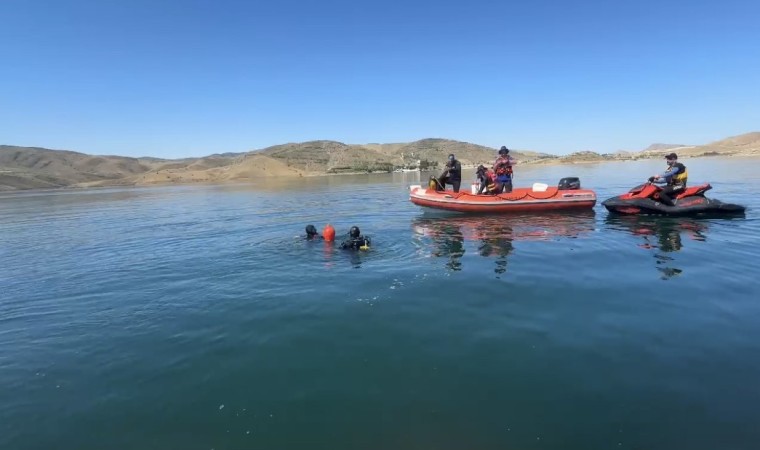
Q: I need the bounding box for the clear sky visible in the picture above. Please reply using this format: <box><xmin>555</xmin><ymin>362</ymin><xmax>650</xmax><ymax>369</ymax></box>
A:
<box><xmin>1</xmin><ymin>0</ymin><xmax>759</xmax><ymax>158</ymax></box>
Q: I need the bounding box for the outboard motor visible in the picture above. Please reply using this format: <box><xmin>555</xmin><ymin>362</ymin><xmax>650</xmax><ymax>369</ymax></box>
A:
<box><xmin>558</xmin><ymin>177</ymin><xmax>581</xmax><ymax>190</ymax></box>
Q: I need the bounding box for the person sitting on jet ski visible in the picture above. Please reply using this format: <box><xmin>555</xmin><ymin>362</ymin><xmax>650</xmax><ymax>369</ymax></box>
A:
<box><xmin>650</xmin><ymin>153</ymin><xmax>688</xmax><ymax>206</ymax></box>
<box><xmin>340</xmin><ymin>226</ymin><xmax>371</xmax><ymax>250</ymax></box>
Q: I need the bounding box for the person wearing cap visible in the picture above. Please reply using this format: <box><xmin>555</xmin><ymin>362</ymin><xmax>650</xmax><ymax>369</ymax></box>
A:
<box><xmin>475</xmin><ymin>165</ymin><xmax>498</xmax><ymax>195</ymax></box>
<box><xmin>493</xmin><ymin>146</ymin><xmax>516</xmax><ymax>193</ymax></box>
<box><xmin>650</xmin><ymin>153</ymin><xmax>688</xmax><ymax>206</ymax></box>
<box><xmin>437</xmin><ymin>153</ymin><xmax>462</xmax><ymax>193</ymax></box>
<box><xmin>340</xmin><ymin>226</ymin><xmax>371</xmax><ymax>250</ymax></box>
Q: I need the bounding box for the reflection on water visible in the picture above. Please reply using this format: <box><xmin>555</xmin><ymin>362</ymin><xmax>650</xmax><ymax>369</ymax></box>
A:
<box><xmin>412</xmin><ymin>211</ymin><xmax>595</xmax><ymax>274</ymax></box>
<box><xmin>476</xmin><ymin>223</ymin><xmax>514</xmax><ymax>276</ymax></box>
<box><xmin>605</xmin><ymin>216</ymin><xmax>710</xmax><ymax>280</ymax></box>
<box><xmin>417</xmin><ymin>220</ymin><xmax>466</xmax><ymax>271</ymax></box>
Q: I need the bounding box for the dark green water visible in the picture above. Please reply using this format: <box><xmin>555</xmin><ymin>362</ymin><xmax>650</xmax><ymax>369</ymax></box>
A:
<box><xmin>1</xmin><ymin>159</ymin><xmax>759</xmax><ymax>450</ymax></box>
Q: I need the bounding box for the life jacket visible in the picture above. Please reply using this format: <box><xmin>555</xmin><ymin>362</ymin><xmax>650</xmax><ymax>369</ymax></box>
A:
<box><xmin>667</xmin><ymin>163</ymin><xmax>688</xmax><ymax>187</ymax></box>
<box><xmin>485</xmin><ymin>170</ymin><xmax>498</xmax><ymax>192</ymax></box>
<box><xmin>429</xmin><ymin>176</ymin><xmax>443</xmax><ymax>191</ymax></box>
<box><xmin>493</xmin><ymin>156</ymin><xmax>513</xmax><ymax>177</ymax></box>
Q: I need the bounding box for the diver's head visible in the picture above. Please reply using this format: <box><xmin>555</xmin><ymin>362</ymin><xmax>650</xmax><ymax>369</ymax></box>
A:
<box><xmin>665</xmin><ymin>153</ymin><xmax>678</xmax><ymax>166</ymax></box>
<box><xmin>305</xmin><ymin>224</ymin><xmax>318</xmax><ymax>237</ymax></box>
<box><xmin>476</xmin><ymin>164</ymin><xmax>486</xmax><ymax>174</ymax></box>
<box><xmin>499</xmin><ymin>146</ymin><xmax>509</xmax><ymax>155</ymax></box>
<box><xmin>349</xmin><ymin>226</ymin><xmax>361</xmax><ymax>238</ymax></box>
<box><xmin>448</xmin><ymin>154</ymin><xmax>455</xmax><ymax>162</ymax></box>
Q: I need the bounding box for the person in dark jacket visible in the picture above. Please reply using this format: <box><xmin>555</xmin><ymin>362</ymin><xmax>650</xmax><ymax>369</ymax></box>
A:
<box><xmin>340</xmin><ymin>226</ymin><xmax>371</xmax><ymax>250</ymax></box>
<box><xmin>650</xmin><ymin>153</ymin><xmax>688</xmax><ymax>206</ymax></box>
<box><xmin>437</xmin><ymin>154</ymin><xmax>462</xmax><ymax>193</ymax></box>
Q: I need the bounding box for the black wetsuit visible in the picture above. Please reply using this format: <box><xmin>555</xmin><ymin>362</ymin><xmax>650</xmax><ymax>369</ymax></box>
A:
<box><xmin>437</xmin><ymin>160</ymin><xmax>462</xmax><ymax>193</ymax></box>
<box><xmin>340</xmin><ymin>236</ymin><xmax>371</xmax><ymax>250</ymax></box>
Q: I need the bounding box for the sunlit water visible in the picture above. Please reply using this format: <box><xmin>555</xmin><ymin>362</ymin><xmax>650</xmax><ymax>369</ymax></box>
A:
<box><xmin>1</xmin><ymin>158</ymin><xmax>759</xmax><ymax>450</ymax></box>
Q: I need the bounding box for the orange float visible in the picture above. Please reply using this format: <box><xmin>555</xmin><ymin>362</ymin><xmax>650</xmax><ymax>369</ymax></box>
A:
<box><xmin>322</xmin><ymin>224</ymin><xmax>336</xmax><ymax>242</ymax></box>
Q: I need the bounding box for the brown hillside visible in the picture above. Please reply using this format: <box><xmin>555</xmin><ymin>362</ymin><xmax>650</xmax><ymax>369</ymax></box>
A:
<box><xmin>258</xmin><ymin>140</ymin><xmax>396</xmax><ymax>173</ymax></box>
<box><xmin>222</xmin><ymin>154</ymin><xmax>306</xmax><ymax>179</ymax></box>
<box><xmin>0</xmin><ymin>146</ymin><xmax>148</xmax><ymax>176</ymax></box>
<box><xmin>637</xmin><ymin>132</ymin><xmax>760</xmax><ymax>158</ymax></box>
<box><xmin>701</xmin><ymin>132</ymin><xmax>760</xmax><ymax>154</ymax></box>
<box><xmin>0</xmin><ymin>145</ymin><xmax>151</xmax><ymax>189</ymax></box>
<box><xmin>708</xmin><ymin>132</ymin><xmax>760</xmax><ymax>148</ymax></box>
<box><xmin>2</xmin><ymin>131</ymin><xmax>758</xmax><ymax>191</ymax></box>
<box><xmin>378</xmin><ymin>139</ymin><xmax>552</xmax><ymax>166</ymax></box>
<box><xmin>113</xmin><ymin>154</ymin><xmax>302</xmax><ymax>186</ymax></box>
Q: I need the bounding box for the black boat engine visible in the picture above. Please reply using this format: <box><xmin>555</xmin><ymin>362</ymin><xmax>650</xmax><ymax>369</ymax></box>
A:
<box><xmin>558</xmin><ymin>177</ymin><xmax>581</xmax><ymax>190</ymax></box>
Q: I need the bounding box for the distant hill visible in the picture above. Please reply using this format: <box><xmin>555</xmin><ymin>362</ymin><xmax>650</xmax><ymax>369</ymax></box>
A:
<box><xmin>0</xmin><ymin>145</ymin><xmax>151</xmax><ymax>190</ymax></box>
<box><xmin>642</xmin><ymin>143</ymin><xmax>690</xmax><ymax>152</ymax></box>
<box><xmin>636</xmin><ymin>132</ymin><xmax>760</xmax><ymax>159</ymax></box>
<box><xmin>1</xmin><ymin>132</ymin><xmax>758</xmax><ymax>191</ymax></box>
<box><xmin>255</xmin><ymin>138</ymin><xmax>551</xmax><ymax>173</ymax></box>
<box><xmin>695</xmin><ymin>132</ymin><xmax>760</xmax><ymax>156</ymax></box>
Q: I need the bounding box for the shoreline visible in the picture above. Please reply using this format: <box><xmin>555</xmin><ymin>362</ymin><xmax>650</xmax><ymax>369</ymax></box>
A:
<box><xmin>2</xmin><ymin>153</ymin><xmax>759</xmax><ymax>194</ymax></box>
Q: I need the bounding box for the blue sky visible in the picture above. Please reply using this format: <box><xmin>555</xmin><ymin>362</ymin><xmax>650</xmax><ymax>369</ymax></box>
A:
<box><xmin>1</xmin><ymin>0</ymin><xmax>759</xmax><ymax>158</ymax></box>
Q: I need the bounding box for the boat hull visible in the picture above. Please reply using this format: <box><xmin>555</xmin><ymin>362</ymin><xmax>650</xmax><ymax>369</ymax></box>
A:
<box><xmin>601</xmin><ymin>182</ymin><xmax>746</xmax><ymax>216</ymax></box>
<box><xmin>602</xmin><ymin>196</ymin><xmax>746</xmax><ymax>216</ymax></box>
<box><xmin>409</xmin><ymin>185</ymin><xmax>597</xmax><ymax>213</ymax></box>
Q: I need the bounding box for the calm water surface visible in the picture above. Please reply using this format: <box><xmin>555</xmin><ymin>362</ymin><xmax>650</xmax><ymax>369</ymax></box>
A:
<box><xmin>1</xmin><ymin>159</ymin><xmax>759</xmax><ymax>450</ymax></box>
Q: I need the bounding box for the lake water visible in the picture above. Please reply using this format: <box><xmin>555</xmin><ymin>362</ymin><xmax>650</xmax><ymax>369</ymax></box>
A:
<box><xmin>1</xmin><ymin>158</ymin><xmax>759</xmax><ymax>450</ymax></box>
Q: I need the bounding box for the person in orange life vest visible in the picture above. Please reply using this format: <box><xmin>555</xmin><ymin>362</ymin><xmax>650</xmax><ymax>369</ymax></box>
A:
<box><xmin>475</xmin><ymin>165</ymin><xmax>499</xmax><ymax>195</ymax></box>
<box><xmin>649</xmin><ymin>153</ymin><xmax>688</xmax><ymax>206</ymax></box>
<box><xmin>493</xmin><ymin>146</ymin><xmax>516</xmax><ymax>193</ymax></box>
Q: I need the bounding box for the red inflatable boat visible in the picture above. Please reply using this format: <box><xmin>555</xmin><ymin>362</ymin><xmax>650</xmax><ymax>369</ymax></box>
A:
<box><xmin>409</xmin><ymin>177</ymin><xmax>597</xmax><ymax>213</ymax></box>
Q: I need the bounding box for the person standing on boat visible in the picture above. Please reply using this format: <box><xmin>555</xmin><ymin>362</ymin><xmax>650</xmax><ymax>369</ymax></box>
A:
<box><xmin>437</xmin><ymin>154</ymin><xmax>462</xmax><ymax>193</ymax></box>
<box><xmin>493</xmin><ymin>146</ymin><xmax>516</xmax><ymax>193</ymax></box>
<box><xmin>475</xmin><ymin>165</ymin><xmax>498</xmax><ymax>195</ymax></box>
<box><xmin>650</xmin><ymin>153</ymin><xmax>688</xmax><ymax>206</ymax></box>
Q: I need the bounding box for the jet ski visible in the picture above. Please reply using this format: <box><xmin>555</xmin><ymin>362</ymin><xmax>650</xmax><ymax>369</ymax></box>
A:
<box><xmin>602</xmin><ymin>181</ymin><xmax>746</xmax><ymax>216</ymax></box>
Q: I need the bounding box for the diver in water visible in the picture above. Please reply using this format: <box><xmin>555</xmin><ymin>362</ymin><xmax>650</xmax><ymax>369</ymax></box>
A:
<box><xmin>340</xmin><ymin>226</ymin><xmax>371</xmax><ymax>250</ymax></box>
<box><xmin>305</xmin><ymin>224</ymin><xmax>321</xmax><ymax>240</ymax></box>
<box><xmin>304</xmin><ymin>224</ymin><xmax>336</xmax><ymax>242</ymax></box>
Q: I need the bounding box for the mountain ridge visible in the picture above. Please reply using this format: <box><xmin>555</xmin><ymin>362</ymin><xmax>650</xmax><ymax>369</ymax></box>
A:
<box><xmin>2</xmin><ymin>132</ymin><xmax>759</xmax><ymax>191</ymax></box>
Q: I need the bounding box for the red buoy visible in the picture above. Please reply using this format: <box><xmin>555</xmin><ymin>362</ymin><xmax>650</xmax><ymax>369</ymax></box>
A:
<box><xmin>322</xmin><ymin>224</ymin><xmax>335</xmax><ymax>242</ymax></box>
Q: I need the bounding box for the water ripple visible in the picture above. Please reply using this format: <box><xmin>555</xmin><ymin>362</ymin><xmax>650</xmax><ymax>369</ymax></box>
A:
<box><xmin>2</xmin><ymin>160</ymin><xmax>760</xmax><ymax>450</ymax></box>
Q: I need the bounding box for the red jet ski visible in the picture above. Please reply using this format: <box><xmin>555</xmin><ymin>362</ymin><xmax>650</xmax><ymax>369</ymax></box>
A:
<box><xmin>602</xmin><ymin>181</ymin><xmax>746</xmax><ymax>216</ymax></box>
